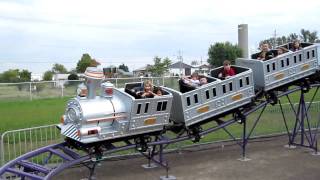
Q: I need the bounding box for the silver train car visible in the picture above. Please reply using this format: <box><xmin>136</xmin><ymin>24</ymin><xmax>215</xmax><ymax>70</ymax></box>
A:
<box><xmin>58</xmin><ymin>42</ymin><xmax>319</xmax><ymax>145</ymax></box>
<box><xmin>58</xmin><ymin>67</ymin><xmax>173</xmax><ymax>144</ymax></box>
<box><xmin>164</xmin><ymin>66</ymin><xmax>255</xmax><ymax>127</ymax></box>
<box><xmin>236</xmin><ymin>43</ymin><xmax>320</xmax><ymax>91</ymax></box>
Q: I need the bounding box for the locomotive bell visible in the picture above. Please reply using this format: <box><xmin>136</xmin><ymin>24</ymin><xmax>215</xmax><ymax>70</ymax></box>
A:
<box><xmin>101</xmin><ymin>81</ymin><xmax>114</xmax><ymax>98</ymax></box>
<box><xmin>84</xmin><ymin>67</ymin><xmax>104</xmax><ymax>99</ymax></box>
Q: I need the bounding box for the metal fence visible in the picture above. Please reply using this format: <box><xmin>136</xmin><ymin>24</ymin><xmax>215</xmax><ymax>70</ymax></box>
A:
<box><xmin>0</xmin><ymin>125</ymin><xmax>63</xmax><ymax>166</ymax></box>
<box><xmin>1</xmin><ymin>101</ymin><xmax>319</xmax><ymax>166</ymax></box>
<box><xmin>0</xmin><ymin>76</ymin><xmax>180</xmax><ymax>101</ymax></box>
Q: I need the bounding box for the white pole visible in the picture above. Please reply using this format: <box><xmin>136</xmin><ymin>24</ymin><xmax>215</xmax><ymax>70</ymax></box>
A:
<box><xmin>238</xmin><ymin>24</ymin><xmax>249</xmax><ymax>58</ymax></box>
<box><xmin>29</xmin><ymin>82</ymin><xmax>32</xmax><ymax>101</ymax></box>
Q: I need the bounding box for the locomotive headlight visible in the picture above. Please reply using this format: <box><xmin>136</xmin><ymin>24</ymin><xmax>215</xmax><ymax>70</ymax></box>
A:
<box><xmin>66</xmin><ymin>107</ymin><xmax>80</xmax><ymax>123</ymax></box>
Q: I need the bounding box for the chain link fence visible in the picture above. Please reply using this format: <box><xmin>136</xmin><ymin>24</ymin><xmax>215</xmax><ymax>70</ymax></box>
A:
<box><xmin>0</xmin><ymin>76</ymin><xmax>180</xmax><ymax>101</ymax></box>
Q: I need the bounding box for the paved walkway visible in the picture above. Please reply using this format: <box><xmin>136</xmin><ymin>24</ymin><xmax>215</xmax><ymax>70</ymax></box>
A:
<box><xmin>56</xmin><ymin>135</ymin><xmax>320</xmax><ymax>180</ymax></box>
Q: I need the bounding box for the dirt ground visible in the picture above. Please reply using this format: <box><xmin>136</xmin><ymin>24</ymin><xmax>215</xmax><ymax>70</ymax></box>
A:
<box><xmin>56</xmin><ymin>135</ymin><xmax>320</xmax><ymax>180</ymax></box>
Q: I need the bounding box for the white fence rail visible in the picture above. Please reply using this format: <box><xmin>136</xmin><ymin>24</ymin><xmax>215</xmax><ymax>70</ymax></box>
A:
<box><xmin>0</xmin><ymin>76</ymin><xmax>180</xmax><ymax>101</ymax></box>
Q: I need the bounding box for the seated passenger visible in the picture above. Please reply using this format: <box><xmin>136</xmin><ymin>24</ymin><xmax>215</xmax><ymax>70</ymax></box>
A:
<box><xmin>182</xmin><ymin>72</ymin><xmax>200</xmax><ymax>87</ymax></box>
<box><xmin>137</xmin><ymin>80</ymin><xmax>156</xmax><ymax>98</ymax></box>
<box><xmin>276</xmin><ymin>47</ymin><xmax>288</xmax><ymax>56</ymax></box>
<box><xmin>154</xmin><ymin>86</ymin><xmax>163</xmax><ymax>97</ymax></box>
<box><xmin>199</xmin><ymin>77</ymin><xmax>208</xmax><ymax>86</ymax></box>
<box><xmin>257</xmin><ymin>43</ymin><xmax>275</xmax><ymax>60</ymax></box>
<box><xmin>218</xmin><ymin>60</ymin><xmax>236</xmax><ymax>79</ymax></box>
<box><xmin>290</xmin><ymin>40</ymin><xmax>302</xmax><ymax>52</ymax></box>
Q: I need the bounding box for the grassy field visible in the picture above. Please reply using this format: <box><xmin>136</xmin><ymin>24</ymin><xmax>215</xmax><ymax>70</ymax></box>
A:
<box><xmin>0</xmin><ymin>97</ymin><xmax>70</xmax><ymax>133</ymax></box>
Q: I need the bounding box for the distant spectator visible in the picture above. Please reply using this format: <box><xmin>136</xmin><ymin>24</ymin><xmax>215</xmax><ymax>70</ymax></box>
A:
<box><xmin>290</xmin><ymin>40</ymin><xmax>302</xmax><ymax>52</ymax></box>
<box><xmin>257</xmin><ymin>43</ymin><xmax>275</xmax><ymax>60</ymax></box>
<box><xmin>218</xmin><ymin>60</ymin><xmax>236</xmax><ymax>79</ymax></box>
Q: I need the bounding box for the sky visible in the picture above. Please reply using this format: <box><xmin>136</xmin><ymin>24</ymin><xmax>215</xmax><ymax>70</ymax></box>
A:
<box><xmin>0</xmin><ymin>0</ymin><xmax>319</xmax><ymax>74</ymax></box>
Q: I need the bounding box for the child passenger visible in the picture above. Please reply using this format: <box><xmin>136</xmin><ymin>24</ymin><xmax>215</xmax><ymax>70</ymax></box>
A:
<box><xmin>218</xmin><ymin>60</ymin><xmax>236</xmax><ymax>79</ymax></box>
<box><xmin>138</xmin><ymin>80</ymin><xmax>156</xmax><ymax>98</ymax></box>
<box><xmin>183</xmin><ymin>72</ymin><xmax>200</xmax><ymax>87</ymax></box>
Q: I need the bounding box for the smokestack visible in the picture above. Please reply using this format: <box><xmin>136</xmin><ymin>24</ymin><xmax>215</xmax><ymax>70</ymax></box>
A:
<box><xmin>238</xmin><ymin>24</ymin><xmax>249</xmax><ymax>58</ymax></box>
<box><xmin>84</xmin><ymin>67</ymin><xmax>104</xmax><ymax>99</ymax></box>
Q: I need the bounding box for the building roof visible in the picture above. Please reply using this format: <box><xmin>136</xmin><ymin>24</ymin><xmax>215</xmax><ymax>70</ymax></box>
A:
<box><xmin>169</xmin><ymin>61</ymin><xmax>193</xmax><ymax>69</ymax></box>
<box><xmin>133</xmin><ymin>64</ymin><xmax>152</xmax><ymax>72</ymax></box>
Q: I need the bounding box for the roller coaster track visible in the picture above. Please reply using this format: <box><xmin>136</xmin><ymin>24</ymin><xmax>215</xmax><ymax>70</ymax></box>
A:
<box><xmin>1</xmin><ymin>83</ymin><xmax>320</xmax><ymax>180</ymax></box>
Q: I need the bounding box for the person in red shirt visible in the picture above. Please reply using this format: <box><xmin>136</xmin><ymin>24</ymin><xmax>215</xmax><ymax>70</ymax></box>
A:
<box><xmin>218</xmin><ymin>60</ymin><xmax>236</xmax><ymax>79</ymax></box>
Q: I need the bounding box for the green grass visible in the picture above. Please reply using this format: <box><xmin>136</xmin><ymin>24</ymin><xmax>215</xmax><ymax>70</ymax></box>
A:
<box><xmin>0</xmin><ymin>97</ymin><xmax>70</xmax><ymax>133</ymax></box>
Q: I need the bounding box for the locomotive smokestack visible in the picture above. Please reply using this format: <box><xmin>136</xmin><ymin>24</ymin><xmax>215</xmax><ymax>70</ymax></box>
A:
<box><xmin>238</xmin><ymin>24</ymin><xmax>249</xmax><ymax>58</ymax></box>
<box><xmin>84</xmin><ymin>67</ymin><xmax>104</xmax><ymax>99</ymax></box>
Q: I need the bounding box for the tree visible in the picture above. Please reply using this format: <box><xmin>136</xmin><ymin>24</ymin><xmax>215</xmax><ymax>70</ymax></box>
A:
<box><xmin>52</xmin><ymin>63</ymin><xmax>68</xmax><ymax>74</ymax></box>
<box><xmin>68</xmin><ymin>73</ymin><xmax>79</xmax><ymax>86</ymax></box>
<box><xmin>119</xmin><ymin>63</ymin><xmax>129</xmax><ymax>72</ymax></box>
<box><xmin>0</xmin><ymin>69</ymin><xmax>20</xmax><ymax>83</ymax></box>
<box><xmin>43</xmin><ymin>71</ymin><xmax>53</xmax><ymax>81</ymax></box>
<box><xmin>260</xmin><ymin>29</ymin><xmax>319</xmax><ymax>48</ymax></box>
<box><xmin>76</xmin><ymin>54</ymin><xmax>100</xmax><ymax>73</ymax></box>
<box><xmin>68</xmin><ymin>73</ymin><xmax>79</xmax><ymax>80</ymax></box>
<box><xmin>207</xmin><ymin>42</ymin><xmax>242</xmax><ymax>67</ymax></box>
<box><xmin>19</xmin><ymin>69</ymin><xmax>31</xmax><ymax>82</ymax></box>
<box><xmin>148</xmin><ymin>56</ymin><xmax>172</xmax><ymax>77</ymax></box>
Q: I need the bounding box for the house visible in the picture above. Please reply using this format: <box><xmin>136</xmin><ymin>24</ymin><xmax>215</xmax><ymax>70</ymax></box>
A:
<box><xmin>53</xmin><ymin>74</ymin><xmax>70</xmax><ymax>87</ymax></box>
<box><xmin>192</xmin><ymin>64</ymin><xmax>212</xmax><ymax>75</ymax></box>
<box><xmin>31</xmin><ymin>73</ymin><xmax>43</xmax><ymax>81</ymax></box>
<box><xmin>133</xmin><ymin>64</ymin><xmax>153</xmax><ymax>77</ymax></box>
<box><xmin>169</xmin><ymin>61</ymin><xmax>193</xmax><ymax>76</ymax></box>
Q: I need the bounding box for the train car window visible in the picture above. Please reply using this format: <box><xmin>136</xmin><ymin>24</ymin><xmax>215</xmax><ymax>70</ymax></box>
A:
<box><xmin>267</xmin><ymin>64</ymin><xmax>270</xmax><ymax>72</ymax></box>
<box><xmin>281</xmin><ymin>60</ymin><xmax>284</xmax><ymax>67</ymax></box>
<box><xmin>272</xmin><ymin>62</ymin><xmax>276</xmax><ymax>70</ymax></box>
<box><xmin>222</xmin><ymin>85</ymin><xmax>226</xmax><ymax>93</ymax></box>
<box><xmin>187</xmin><ymin>97</ymin><xmax>191</xmax><ymax>106</ymax></box>
<box><xmin>229</xmin><ymin>82</ymin><xmax>233</xmax><ymax>91</ymax></box>
<box><xmin>299</xmin><ymin>54</ymin><xmax>302</xmax><ymax>61</ymax></box>
<box><xmin>286</xmin><ymin>58</ymin><xmax>290</xmax><ymax>66</ymax></box>
<box><xmin>294</xmin><ymin>56</ymin><xmax>297</xmax><ymax>63</ymax></box>
<box><xmin>312</xmin><ymin>50</ymin><xmax>315</xmax><ymax>57</ymax></box>
<box><xmin>212</xmin><ymin>88</ymin><xmax>217</xmax><ymax>97</ymax></box>
<box><xmin>137</xmin><ymin>104</ymin><xmax>142</xmax><ymax>114</ymax></box>
<box><xmin>239</xmin><ymin>79</ymin><xmax>243</xmax><ymax>88</ymax></box>
<box><xmin>162</xmin><ymin>101</ymin><xmax>167</xmax><ymax>111</ymax></box>
<box><xmin>194</xmin><ymin>94</ymin><xmax>199</xmax><ymax>103</ymax></box>
<box><xmin>144</xmin><ymin>103</ymin><xmax>149</xmax><ymax>113</ymax></box>
<box><xmin>157</xmin><ymin>102</ymin><xmax>162</xmax><ymax>111</ymax></box>
<box><xmin>205</xmin><ymin>90</ymin><xmax>210</xmax><ymax>99</ymax></box>
<box><xmin>307</xmin><ymin>51</ymin><xmax>310</xmax><ymax>59</ymax></box>
<box><xmin>246</xmin><ymin>77</ymin><xmax>250</xmax><ymax>85</ymax></box>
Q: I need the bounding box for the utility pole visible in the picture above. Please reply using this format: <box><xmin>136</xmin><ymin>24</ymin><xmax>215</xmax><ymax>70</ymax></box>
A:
<box><xmin>273</xmin><ymin>29</ymin><xmax>277</xmax><ymax>48</ymax></box>
<box><xmin>177</xmin><ymin>50</ymin><xmax>183</xmax><ymax>76</ymax></box>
